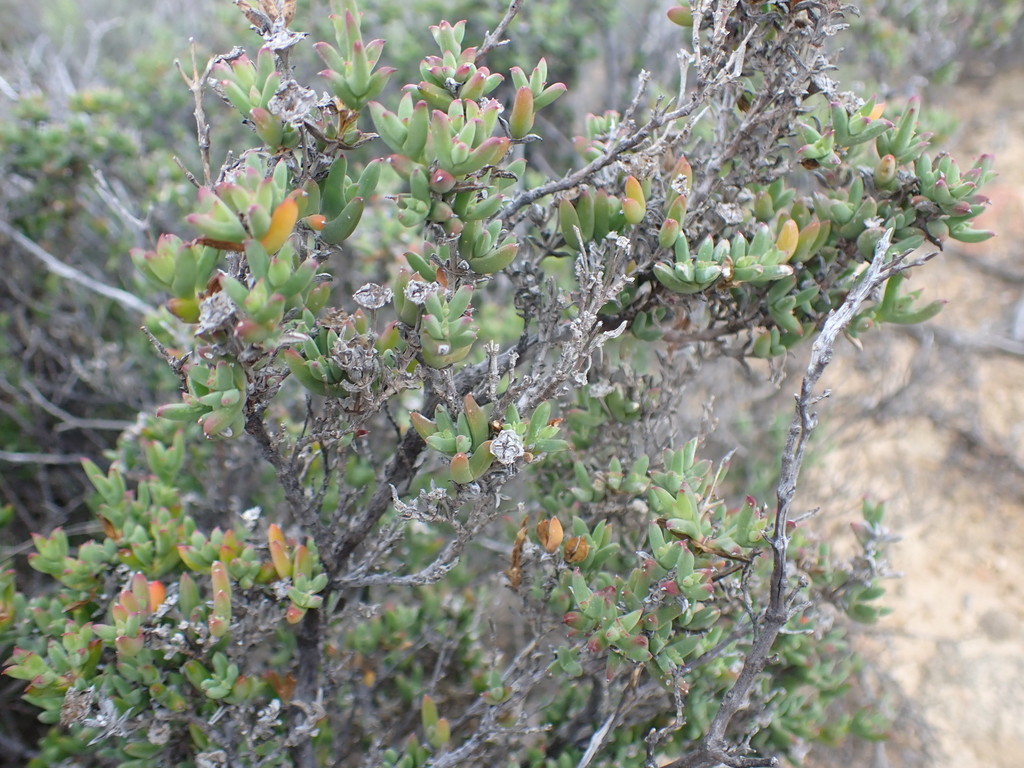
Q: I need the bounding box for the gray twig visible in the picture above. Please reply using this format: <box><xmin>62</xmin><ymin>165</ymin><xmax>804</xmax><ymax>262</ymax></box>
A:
<box><xmin>0</xmin><ymin>219</ymin><xmax>154</xmax><ymax>316</ymax></box>
<box><xmin>175</xmin><ymin>39</ymin><xmax>215</xmax><ymax>188</ymax></box>
<box><xmin>476</xmin><ymin>0</ymin><xmax>523</xmax><ymax>62</ymax></box>
<box><xmin>659</xmin><ymin>231</ymin><xmax>910</xmax><ymax>768</ymax></box>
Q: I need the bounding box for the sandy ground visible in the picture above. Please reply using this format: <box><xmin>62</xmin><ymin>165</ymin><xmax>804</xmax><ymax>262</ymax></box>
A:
<box><xmin>799</xmin><ymin>68</ymin><xmax>1024</xmax><ymax>767</ymax></box>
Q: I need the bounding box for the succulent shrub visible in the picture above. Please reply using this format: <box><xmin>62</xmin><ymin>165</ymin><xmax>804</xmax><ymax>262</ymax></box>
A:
<box><xmin>2</xmin><ymin>1</ymin><xmax>997</xmax><ymax>767</ymax></box>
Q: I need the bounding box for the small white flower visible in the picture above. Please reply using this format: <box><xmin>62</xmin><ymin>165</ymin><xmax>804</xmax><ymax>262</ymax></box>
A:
<box><xmin>404</xmin><ymin>281</ymin><xmax>440</xmax><ymax>305</ymax></box>
<box><xmin>491</xmin><ymin>429</ymin><xmax>525</xmax><ymax>465</ymax></box>
<box><xmin>354</xmin><ymin>282</ymin><xmax>393</xmax><ymax>310</ymax></box>
<box><xmin>148</xmin><ymin>721</ymin><xmax>171</xmax><ymax>746</ymax></box>
<box><xmin>60</xmin><ymin>686</ymin><xmax>95</xmax><ymax>727</ymax></box>
<box><xmin>718</xmin><ymin>202</ymin><xmax>744</xmax><ymax>225</ymax></box>
<box><xmin>273</xmin><ymin>579</ymin><xmax>293</xmax><ymax>600</ymax></box>
<box><xmin>241</xmin><ymin>506</ymin><xmax>262</xmax><ymax>527</ymax></box>
<box><xmin>269</xmin><ymin>80</ymin><xmax>317</xmax><ymax>125</ymax></box>
<box><xmin>196</xmin><ymin>291</ymin><xmax>237</xmax><ymax>336</ymax></box>
<box><xmin>197</xmin><ymin>750</ymin><xmax>228</xmax><ymax>768</ymax></box>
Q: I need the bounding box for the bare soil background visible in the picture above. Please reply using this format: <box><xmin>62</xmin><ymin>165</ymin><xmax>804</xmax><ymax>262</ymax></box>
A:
<box><xmin>800</xmin><ymin>67</ymin><xmax>1024</xmax><ymax>767</ymax></box>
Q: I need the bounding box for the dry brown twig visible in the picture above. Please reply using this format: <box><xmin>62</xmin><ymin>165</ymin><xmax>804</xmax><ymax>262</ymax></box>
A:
<box><xmin>174</xmin><ymin>40</ymin><xmax>217</xmax><ymax>188</ymax></box>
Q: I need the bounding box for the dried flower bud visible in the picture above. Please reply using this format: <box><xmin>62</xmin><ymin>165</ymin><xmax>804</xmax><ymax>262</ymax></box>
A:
<box><xmin>563</xmin><ymin>536</ymin><xmax>589</xmax><ymax>564</ymax></box>
<box><xmin>536</xmin><ymin>517</ymin><xmax>564</xmax><ymax>553</ymax></box>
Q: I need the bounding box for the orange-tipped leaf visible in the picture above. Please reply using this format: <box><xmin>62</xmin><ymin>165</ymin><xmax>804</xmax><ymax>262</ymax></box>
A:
<box><xmin>260</xmin><ymin>195</ymin><xmax>300</xmax><ymax>253</ymax></box>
